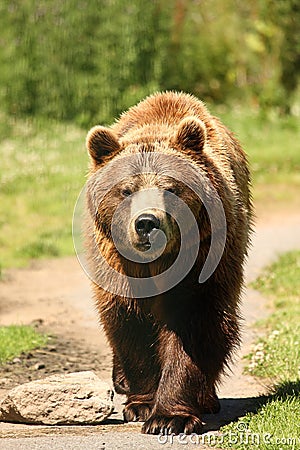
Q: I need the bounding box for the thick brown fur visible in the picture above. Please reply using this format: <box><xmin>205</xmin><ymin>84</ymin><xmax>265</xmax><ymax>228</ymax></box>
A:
<box><xmin>84</xmin><ymin>92</ymin><xmax>252</xmax><ymax>435</ymax></box>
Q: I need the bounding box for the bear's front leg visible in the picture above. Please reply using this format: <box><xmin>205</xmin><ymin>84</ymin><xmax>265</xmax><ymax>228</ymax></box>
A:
<box><xmin>142</xmin><ymin>328</ymin><xmax>211</xmax><ymax>435</ymax></box>
<box><xmin>112</xmin><ymin>354</ymin><xmax>154</xmax><ymax>421</ymax></box>
<box><xmin>99</xmin><ymin>301</ymin><xmax>161</xmax><ymax>422</ymax></box>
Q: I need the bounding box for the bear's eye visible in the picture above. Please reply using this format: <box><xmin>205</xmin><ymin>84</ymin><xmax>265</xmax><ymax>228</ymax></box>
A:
<box><xmin>121</xmin><ymin>188</ymin><xmax>132</xmax><ymax>197</ymax></box>
<box><xmin>165</xmin><ymin>187</ymin><xmax>177</xmax><ymax>195</ymax></box>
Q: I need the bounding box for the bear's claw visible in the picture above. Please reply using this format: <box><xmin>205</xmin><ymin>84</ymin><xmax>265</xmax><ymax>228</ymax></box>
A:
<box><xmin>123</xmin><ymin>403</ymin><xmax>152</xmax><ymax>422</ymax></box>
<box><xmin>142</xmin><ymin>414</ymin><xmax>203</xmax><ymax>435</ymax></box>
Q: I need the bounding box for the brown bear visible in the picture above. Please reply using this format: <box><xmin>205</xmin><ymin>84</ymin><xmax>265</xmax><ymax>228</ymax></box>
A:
<box><xmin>84</xmin><ymin>91</ymin><xmax>252</xmax><ymax>435</ymax></box>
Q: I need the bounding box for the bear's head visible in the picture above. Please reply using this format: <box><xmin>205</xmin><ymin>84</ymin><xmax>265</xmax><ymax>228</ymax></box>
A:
<box><xmin>85</xmin><ymin>117</ymin><xmax>212</xmax><ymax>268</ymax></box>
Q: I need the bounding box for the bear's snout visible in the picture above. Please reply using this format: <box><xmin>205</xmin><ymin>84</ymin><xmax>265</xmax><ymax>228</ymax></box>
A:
<box><xmin>129</xmin><ymin>209</ymin><xmax>170</xmax><ymax>255</ymax></box>
<box><xmin>135</xmin><ymin>213</ymin><xmax>160</xmax><ymax>237</ymax></box>
<box><xmin>133</xmin><ymin>213</ymin><xmax>161</xmax><ymax>252</ymax></box>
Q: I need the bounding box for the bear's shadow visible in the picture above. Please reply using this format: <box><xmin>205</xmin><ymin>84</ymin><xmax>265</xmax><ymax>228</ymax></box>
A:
<box><xmin>203</xmin><ymin>379</ymin><xmax>300</xmax><ymax>431</ymax></box>
<box><xmin>202</xmin><ymin>395</ymin><xmax>267</xmax><ymax>431</ymax></box>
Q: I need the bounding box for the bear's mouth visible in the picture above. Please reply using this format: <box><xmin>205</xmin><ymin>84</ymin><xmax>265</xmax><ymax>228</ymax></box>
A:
<box><xmin>135</xmin><ymin>241</ymin><xmax>152</xmax><ymax>252</ymax></box>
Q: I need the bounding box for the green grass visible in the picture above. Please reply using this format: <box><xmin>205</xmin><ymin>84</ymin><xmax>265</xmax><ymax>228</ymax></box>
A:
<box><xmin>246</xmin><ymin>251</ymin><xmax>300</xmax><ymax>380</ymax></box>
<box><xmin>216</xmin><ymin>106</ymin><xmax>300</xmax><ymax>207</ymax></box>
<box><xmin>219</xmin><ymin>251</ymin><xmax>300</xmax><ymax>449</ymax></box>
<box><xmin>218</xmin><ymin>385</ymin><xmax>299</xmax><ymax>450</ymax></box>
<box><xmin>0</xmin><ymin>325</ymin><xmax>48</xmax><ymax>363</ymax></box>
<box><xmin>0</xmin><ymin>108</ymin><xmax>299</xmax><ymax>269</ymax></box>
<box><xmin>0</xmin><ymin>114</ymin><xmax>87</xmax><ymax>268</ymax></box>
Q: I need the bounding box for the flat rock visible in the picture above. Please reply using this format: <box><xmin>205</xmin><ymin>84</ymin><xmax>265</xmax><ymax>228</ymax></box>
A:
<box><xmin>0</xmin><ymin>371</ymin><xmax>114</xmax><ymax>425</ymax></box>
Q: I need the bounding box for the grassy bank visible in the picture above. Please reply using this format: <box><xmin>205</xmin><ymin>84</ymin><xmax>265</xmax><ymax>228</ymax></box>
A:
<box><xmin>0</xmin><ymin>325</ymin><xmax>48</xmax><ymax>364</ymax></box>
<box><xmin>0</xmin><ymin>115</ymin><xmax>86</xmax><ymax>268</ymax></box>
<box><xmin>217</xmin><ymin>107</ymin><xmax>300</xmax><ymax>208</ymax></box>
<box><xmin>0</xmin><ymin>108</ymin><xmax>299</xmax><ymax>270</ymax></box>
<box><xmin>247</xmin><ymin>251</ymin><xmax>300</xmax><ymax>380</ymax></box>
<box><xmin>219</xmin><ymin>250</ymin><xmax>300</xmax><ymax>449</ymax></box>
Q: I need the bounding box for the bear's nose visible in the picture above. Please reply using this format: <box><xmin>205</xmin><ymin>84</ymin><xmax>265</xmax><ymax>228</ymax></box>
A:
<box><xmin>135</xmin><ymin>214</ymin><xmax>160</xmax><ymax>236</ymax></box>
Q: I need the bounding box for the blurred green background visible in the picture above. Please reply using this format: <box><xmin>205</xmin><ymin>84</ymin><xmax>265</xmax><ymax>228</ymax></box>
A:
<box><xmin>1</xmin><ymin>0</ymin><xmax>299</xmax><ymax>125</ymax></box>
<box><xmin>0</xmin><ymin>0</ymin><xmax>299</xmax><ymax>269</ymax></box>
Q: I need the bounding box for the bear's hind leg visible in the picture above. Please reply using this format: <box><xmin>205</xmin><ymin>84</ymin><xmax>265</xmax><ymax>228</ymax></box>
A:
<box><xmin>112</xmin><ymin>353</ymin><xmax>130</xmax><ymax>395</ymax></box>
<box><xmin>203</xmin><ymin>387</ymin><xmax>221</xmax><ymax>414</ymax></box>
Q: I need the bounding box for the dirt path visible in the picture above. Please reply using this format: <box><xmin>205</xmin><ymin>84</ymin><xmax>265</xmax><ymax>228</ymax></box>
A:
<box><xmin>0</xmin><ymin>210</ymin><xmax>300</xmax><ymax>448</ymax></box>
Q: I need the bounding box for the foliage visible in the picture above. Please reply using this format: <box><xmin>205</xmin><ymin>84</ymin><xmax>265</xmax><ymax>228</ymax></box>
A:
<box><xmin>0</xmin><ymin>0</ymin><xmax>167</xmax><ymax>126</ymax></box>
<box><xmin>0</xmin><ymin>325</ymin><xmax>48</xmax><ymax>363</ymax></box>
<box><xmin>0</xmin><ymin>0</ymin><xmax>299</xmax><ymax>128</ymax></box>
<box><xmin>267</xmin><ymin>0</ymin><xmax>300</xmax><ymax>113</ymax></box>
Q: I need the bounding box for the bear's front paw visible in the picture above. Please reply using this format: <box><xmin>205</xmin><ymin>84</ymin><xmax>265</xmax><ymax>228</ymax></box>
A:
<box><xmin>142</xmin><ymin>414</ymin><xmax>203</xmax><ymax>435</ymax></box>
<box><xmin>123</xmin><ymin>403</ymin><xmax>152</xmax><ymax>422</ymax></box>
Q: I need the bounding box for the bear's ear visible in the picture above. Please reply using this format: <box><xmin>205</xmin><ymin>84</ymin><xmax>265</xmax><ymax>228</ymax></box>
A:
<box><xmin>174</xmin><ymin>117</ymin><xmax>207</xmax><ymax>152</ymax></box>
<box><xmin>86</xmin><ymin>126</ymin><xmax>120</xmax><ymax>165</ymax></box>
